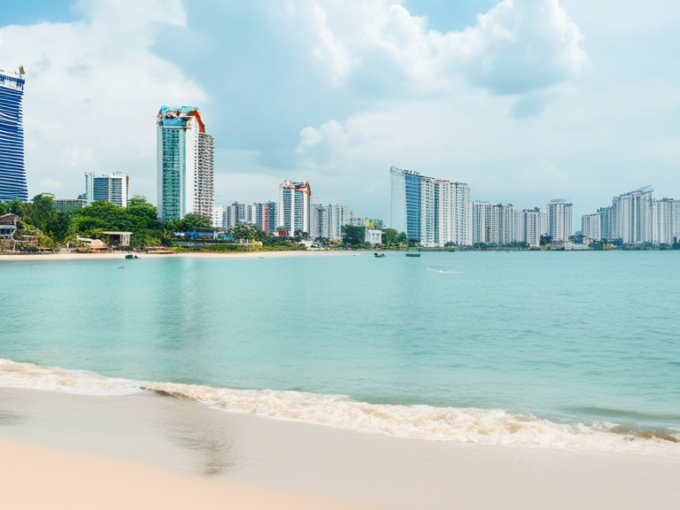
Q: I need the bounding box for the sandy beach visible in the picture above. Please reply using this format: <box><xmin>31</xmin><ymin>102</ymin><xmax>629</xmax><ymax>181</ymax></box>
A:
<box><xmin>0</xmin><ymin>440</ymin><xmax>378</xmax><ymax>510</ymax></box>
<box><xmin>0</xmin><ymin>250</ymin><xmax>354</xmax><ymax>262</ymax></box>
<box><xmin>1</xmin><ymin>387</ymin><xmax>679</xmax><ymax>510</ymax></box>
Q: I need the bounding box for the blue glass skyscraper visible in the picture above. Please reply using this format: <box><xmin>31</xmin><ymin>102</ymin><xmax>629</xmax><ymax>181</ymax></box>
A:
<box><xmin>0</xmin><ymin>69</ymin><xmax>28</xmax><ymax>202</ymax></box>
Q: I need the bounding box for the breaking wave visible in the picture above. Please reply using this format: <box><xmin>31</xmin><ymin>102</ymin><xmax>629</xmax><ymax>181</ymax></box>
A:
<box><xmin>426</xmin><ymin>268</ymin><xmax>463</xmax><ymax>274</ymax></box>
<box><xmin>1</xmin><ymin>358</ymin><xmax>679</xmax><ymax>456</ymax></box>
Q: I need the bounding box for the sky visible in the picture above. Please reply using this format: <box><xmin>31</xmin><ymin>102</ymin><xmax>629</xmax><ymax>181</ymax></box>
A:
<box><xmin>1</xmin><ymin>0</ymin><xmax>679</xmax><ymax>223</ymax></box>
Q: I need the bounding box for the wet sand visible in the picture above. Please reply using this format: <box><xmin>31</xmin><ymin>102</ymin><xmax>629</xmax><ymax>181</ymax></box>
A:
<box><xmin>1</xmin><ymin>388</ymin><xmax>679</xmax><ymax>509</ymax></box>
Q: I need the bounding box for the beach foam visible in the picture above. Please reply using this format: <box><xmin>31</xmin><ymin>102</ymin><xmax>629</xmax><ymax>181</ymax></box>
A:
<box><xmin>1</xmin><ymin>358</ymin><xmax>678</xmax><ymax>456</ymax></box>
<box><xmin>426</xmin><ymin>268</ymin><xmax>463</xmax><ymax>274</ymax></box>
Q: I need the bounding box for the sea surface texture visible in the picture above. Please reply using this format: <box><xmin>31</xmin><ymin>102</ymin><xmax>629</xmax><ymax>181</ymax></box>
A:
<box><xmin>1</xmin><ymin>252</ymin><xmax>679</xmax><ymax>454</ymax></box>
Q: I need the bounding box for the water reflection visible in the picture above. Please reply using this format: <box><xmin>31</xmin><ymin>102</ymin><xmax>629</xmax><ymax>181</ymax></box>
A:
<box><xmin>152</xmin><ymin>393</ymin><xmax>238</xmax><ymax>478</ymax></box>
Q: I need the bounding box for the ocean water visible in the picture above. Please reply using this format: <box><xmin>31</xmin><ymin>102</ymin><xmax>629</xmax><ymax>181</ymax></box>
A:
<box><xmin>1</xmin><ymin>252</ymin><xmax>679</xmax><ymax>454</ymax></box>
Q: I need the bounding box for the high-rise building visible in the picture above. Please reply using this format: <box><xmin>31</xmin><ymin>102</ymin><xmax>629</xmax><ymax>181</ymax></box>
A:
<box><xmin>156</xmin><ymin>106</ymin><xmax>214</xmax><ymax>222</ymax></box>
<box><xmin>611</xmin><ymin>186</ymin><xmax>653</xmax><ymax>244</ymax></box>
<box><xmin>0</xmin><ymin>68</ymin><xmax>28</xmax><ymax>202</ymax></box>
<box><xmin>311</xmin><ymin>203</ymin><xmax>346</xmax><ymax>241</ymax></box>
<box><xmin>84</xmin><ymin>172</ymin><xmax>129</xmax><ymax>207</ymax></box>
<box><xmin>581</xmin><ymin>214</ymin><xmax>601</xmax><ymax>240</ymax></box>
<box><xmin>522</xmin><ymin>209</ymin><xmax>542</xmax><ymax>247</ymax></box>
<box><xmin>652</xmin><ymin>198</ymin><xmax>680</xmax><ymax>245</ymax></box>
<box><xmin>84</xmin><ymin>173</ymin><xmax>95</xmax><ymax>206</ymax></box>
<box><xmin>390</xmin><ymin>167</ymin><xmax>471</xmax><ymax>247</ymax></box>
<box><xmin>548</xmin><ymin>199</ymin><xmax>573</xmax><ymax>241</ymax></box>
<box><xmin>512</xmin><ymin>209</ymin><xmax>525</xmax><ymax>243</ymax></box>
<box><xmin>224</xmin><ymin>202</ymin><xmax>245</xmax><ymax>228</ymax></box>
<box><xmin>279</xmin><ymin>181</ymin><xmax>311</xmax><ymax>235</ymax></box>
<box><xmin>489</xmin><ymin>203</ymin><xmax>514</xmax><ymax>245</ymax></box>
<box><xmin>597</xmin><ymin>207</ymin><xmax>614</xmax><ymax>239</ymax></box>
<box><xmin>471</xmin><ymin>201</ymin><xmax>491</xmax><ymax>244</ymax></box>
<box><xmin>257</xmin><ymin>201</ymin><xmax>277</xmax><ymax>233</ymax></box>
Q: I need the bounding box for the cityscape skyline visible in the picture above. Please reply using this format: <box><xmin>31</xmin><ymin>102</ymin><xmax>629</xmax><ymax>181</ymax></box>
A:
<box><xmin>1</xmin><ymin>1</ymin><xmax>679</xmax><ymax>222</ymax></box>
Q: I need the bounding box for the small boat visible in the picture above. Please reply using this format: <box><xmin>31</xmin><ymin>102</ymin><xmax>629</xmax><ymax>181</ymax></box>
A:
<box><xmin>374</xmin><ymin>253</ymin><xmax>385</xmax><ymax>258</ymax></box>
<box><xmin>405</xmin><ymin>253</ymin><xmax>421</xmax><ymax>258</ymax></box>
<box><xmin>125</xmin><ymin>254</ymin><xmax>139</xmax><ymax>260</ymax></box>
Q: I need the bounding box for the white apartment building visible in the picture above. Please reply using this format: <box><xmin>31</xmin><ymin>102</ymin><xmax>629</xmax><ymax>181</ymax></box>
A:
<box><xmin>311</xmin><ymin>203</ymin><xmax>346</xmax><ymax>241</ymax></box>
<box><xmin>211</xmin><ymin>206</ymin><xmax>226</xmax><ymax>229</ymax></box>
<box><xmin>523</xmin><ymin>209</ymin><xmax>542</xmax><ymax>247</ymax></box>
<box><xmin>652</xmin><ymin>198</ymin><xmax>680</xmax><ymax>245</ymax></box>
<box><xmin>513</xmin><ymin>209</ymin><xmax>525</xmax><ymax>244</ymax></box>
<box><xmin>279</xmin><ymin>180</ymin><xmax>311</xmax><ymax>235</ymax></box>
<box><xmin>489</xmin><ymin>204</ymin><xmax>514</xmax><ymax>245</ymax></box>
<box><xmin>156</xmin><ymin>106</ymin><xmax>214</xmax><ymax>222</ymax></box>
<box><xmin>365</xmin><ymin>229</ymin><xmax>383</xmax><ymax>245</ymax></box>
<box><xmin>390</xmin><ymin>167</ymin><xmax>470</xmax><ymax>247</ymax></box>
<box><xmin>548</xmin><ymin>200</ymin><xmax>573</xmax><ymax>241</ymax></box>
<box><xmin>471</xmin><ymin>201</ymin><xmax>491</xmax><ymax>244</ymax></box>
<box><xmin>84</xmin><ymin>172</ymin><xmax>130</xmax><ymax>207</ymax></box>
<box><xmin>581</xmin><ymin>214</ymin><xmax>601</xmax><ymax>240</ymax></box>
<box><xmin>611</xmin><ymin>187</ymin><xmax>653</xmax><ymax>244</ymax></box>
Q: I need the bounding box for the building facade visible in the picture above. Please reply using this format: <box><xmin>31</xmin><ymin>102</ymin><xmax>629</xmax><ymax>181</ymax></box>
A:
<box><xmin>365</xmin><ymin>229</ymin><xmax>383</xmax><ymax>245</ymax></box>
<box><xmin>390</xmin><ymin>166</ymin><xmax>471</xmax><ymax>247</ymax></box>
<box><xmin>611</xmin><ymin>186</ymin><xmax>653</xmax><ymax>244</ymax></box>
<box><xmin>548</xmin><ymin>200</ymin><xmax>573</xmax><ymax>241</ymax></box>
<box><xmin>597</xmin><ymin>207</ymin><xmax>614</xmax><ymax>239</ymax></box>
<box><xmin>471</xmin><ymin>201</ymin><xmax>491</xmax><ymax>244</ymax></box>
<box><xmin>581</xmin><ymin>214</ymin><xmax>601</xmax><ymax>240</ymax></box>
<box><xmin>84</xmin><ymin>172</ymin><xmax>129</xmax><ymax>207</ymax></box>
<box><xmin>311</xmin><ymin>203</ymin><xmax>346</xmax><ymax>241</ymax></box>
<box><xmin>156</xmin><ymin>106</ymin><xmax>214</xmax><ymax>222</ymax></box>
<box><xmin>652</xmin><ymin>198</ymin><xmax>680</xmax><ymax>245</ymax></box>
<box><xmin>279</xmin><ymin>181</ymin><xmax>311</xmax><ymax>235</ymax></box>
<box><xmin>54</xmin><ymin>199</ymin><xmax>86</xmax><ymax>213</ymax></box>
<box><xmin>522</xmin><ymin>209</ymin><xmax>542</xmax><ymax>247</ymax></box>
<box><xmin>211</xmin><ymin>206</ymin><xmax>226</xmax><ymax>229</ymax></box>
<box><xmin>0</xmin><ymin>69</ymin><xmax>28</xmax><ymax>202</ymax></box>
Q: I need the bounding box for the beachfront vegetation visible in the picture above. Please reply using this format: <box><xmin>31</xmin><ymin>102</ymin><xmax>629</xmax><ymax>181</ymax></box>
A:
<box><xmin>0</xmin><ymin>195</ymin><xmax>301</xmax><ymax>251</ymax></box>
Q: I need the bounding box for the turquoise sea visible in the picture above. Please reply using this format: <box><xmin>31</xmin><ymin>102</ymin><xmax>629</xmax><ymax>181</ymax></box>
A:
<box><xmin>1</xmin><ymin>252</ymin><xmax>679</xmax><ymax>452</ymax></box>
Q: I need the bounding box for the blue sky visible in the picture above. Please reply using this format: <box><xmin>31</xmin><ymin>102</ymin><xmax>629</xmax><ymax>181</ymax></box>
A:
<box><xmin>2</xmin><ymin>0</ymin><xmax>679</xmax><ymax>223</ymax></box>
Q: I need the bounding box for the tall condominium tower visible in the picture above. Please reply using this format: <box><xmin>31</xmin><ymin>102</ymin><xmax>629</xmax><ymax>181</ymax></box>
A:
<box><xmin>581</xmin><ymin>214</ymin><xmax>601</xmax><ymax>240</ymax></box>
<box><xmin>597</xmin><ymin>207</ymin><xmax>614</xmax><ymax>239</ymax></box>
<box><xmin>279</xmin><ymin>180</ymin><xmax>311</xmax><ymax>235</ymax></box>
<box><xmin>311</xmin><ymin>203</ymin><xmax>346</xmax><ymax>241</ymax></box>
<box><xmin>548</xmin><ymin>199</ymin><xmax>573</xmax><ymax>241</ymax></box>
<box><xmin>652</xmin><ymin>198</ymin><xmax>680</xmax><ymax>245</ymax></box>
<box><xmin>84</xmin><ymin>172</ymin><xmax>129</xmax><ymax>207</ymax></box>
<box><xmin>390</xmin><ymin>166</ymin><xmax>471</xmax><ymax>247</ymax></box>
<box><xmin>471</xmin><ymin>201</ymin><xmax>491</xmax><ymax>244</ymax></box>
<box><xmin>488</xmin><ymin>203</ymin><xmax>514</xmax><ymax>245</ymax></box>
<box><xmin>260</xmin><ymin>201</ymin><xmax>278</xmax><ymax>233</ymax></box>
<box><xmin>0</xmin><ymin>68</ymin><xmax>28</xmax><ymax>202</ymax></box>
<box><xmin>156</xmin><ymin>106</ymin><xmax>214</xmax><ymax>222</ymax></box>
<box><xmin>522</xmin><ymin>209</ymin><xmax>542</xmax><ymax>247</ymax></box>
<box><xmin>611</xmin><ymin>186</ymin><xmax>654</xmax><ymax>244</ymax></box>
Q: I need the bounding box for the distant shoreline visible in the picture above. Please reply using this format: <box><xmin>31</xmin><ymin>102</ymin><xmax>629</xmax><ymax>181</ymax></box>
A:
<box><xmin>2</xmin><ymin>249</ymin><xmax>677</xmax><ymax>262</ymax></box>
<box><xmin>0</xmin><ymin>251</ymin><xmax>353</xmax><ymax>262</ymax></box>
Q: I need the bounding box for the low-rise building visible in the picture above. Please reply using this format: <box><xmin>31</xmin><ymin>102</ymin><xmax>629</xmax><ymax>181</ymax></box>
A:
<box><xmin>365</xmin><ymin>229</ymin><xmax>383</xmax><ymax>246</ymax></box>
<box><xmin>54</xmin><ymin>199</ymin><xmax>86</xmax><ymax>213</ymax></box>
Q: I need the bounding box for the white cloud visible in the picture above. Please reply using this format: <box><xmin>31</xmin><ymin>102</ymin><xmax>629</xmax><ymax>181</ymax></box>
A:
<box><xmin>309</xmin><ymin>0</ymin><xmax>586</xmax><ymax>95</ymax></box>
<box><xmin>296</xmin><ymin>119</ymin><xmax>349</xmax><ymax>168</ymax></box>
<box><xmin>311</xmin><ymin>3</ymin><xmax>352</xmax><ymax>85</ymax></box>
<box><xmin>0</xmin><ymin>0</ymin><xmax>206</xmax><ymax>200</ymax></box>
